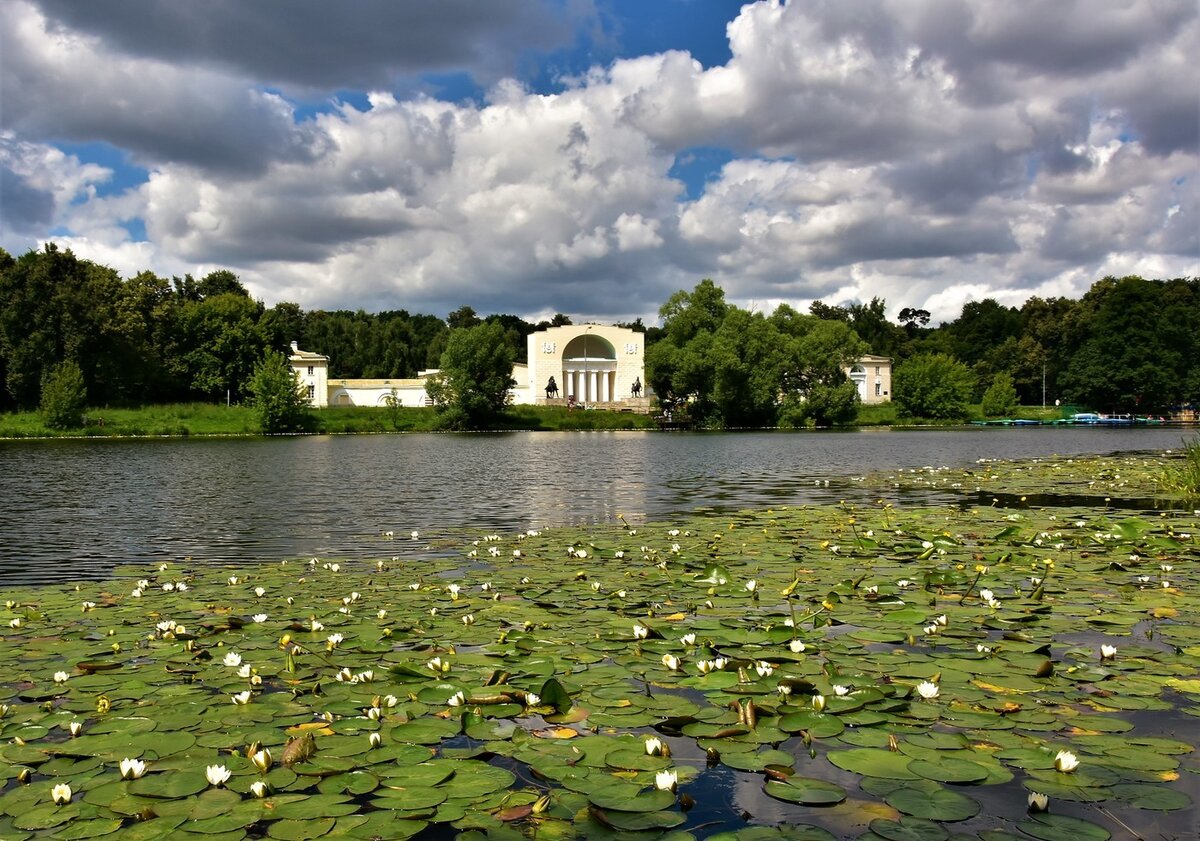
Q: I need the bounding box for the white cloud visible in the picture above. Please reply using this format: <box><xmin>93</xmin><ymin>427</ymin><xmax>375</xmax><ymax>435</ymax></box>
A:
<box><xmin>1</xmin><ymin>0</ymin><xmax>1196</xmax><ymax>325</ymax></box>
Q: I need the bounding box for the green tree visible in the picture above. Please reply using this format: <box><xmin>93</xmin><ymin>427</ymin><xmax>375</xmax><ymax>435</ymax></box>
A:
<box><xmin>424</xmin><ymin>321</ymin><xmax>516</xmax><ymax>429</ymax></box>
<box><xmin>40</xmin><ymin>360</ymin><xmax>87</xmax><ymax>429</ymax></box>
<box><xmin>980</xmin><ymin>372</ymin><xmax>1019</xmax><ymax>417</ymax></box>
<box><xmin>246</xmin><ymin>351</ymin><xmax>314</xmax><ymax>434</ymax></box>
<box><xmin>893</xmin><ymin>353</ymin><xmax>975</xmax><ymax>420</ymax></box>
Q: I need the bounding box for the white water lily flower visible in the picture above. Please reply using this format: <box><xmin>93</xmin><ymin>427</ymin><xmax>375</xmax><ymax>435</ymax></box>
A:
<box><xmin>68</xmin><ymin>720</ymin><xmax>82</xmax><ymax>736</ymax></box>
<box><xmin>355</xmin><ymin>670</ymin><xmax>374</xmax><ymax>683</ymax></box>
<box><xmin>383</xmin><ymin>694</ymin><xmax>399</xmax><ymax>707</ymax></box>
<box><xmin>632</xmin><ymin>624</ymin><xmax>649</xmax><ymax>640</ymax></box>
<box><xmin>176</xmin><ymin>582</ymin><xmax>188</xmax><ymax>591</ymax></box>
<box><xmin>976</xmin><ymin>644</ymin><xmax>992</xmax><ymax>654</ymax></box>
<box><xmin>864</xmin><ymin>586</ymin><xmax>878</xmax><ymax>595</ymax></box>
<box><xmin>427</xmin><ymin>657</ymin><xmax>449</xmax><ymax>673</ymax></box>
<box><xmin>654</xmin><ymin>769</ymin><xmax>678</xmax><ymax>792</ymax></box>
<box><xmin>924</xmin><ymin>624</ymin><xmax>940</xmax><ymax>635</ymax></box>
<box><xmin>335</xmin><ymin>668</ymin><xmax>354</xmax><ymax>683</ymax></box>
<box><xmin>254</xmin><ymin>586</ymin><xmax>266</xmax><ymax>597</ymax></box>
<box><xmin>916</xmin><ymin>681</ymin><xmax>940</xmax><ymax>700</ymax></box>
<box><xmin>680</xmin><ymin>633</ymin><xmax>696</xmax><ymax>646</ymax></box>
<box><xmin>524</xmin><ymin>693</ymin><xmax>540</xmax><ymax>707</ymax></box>
<box><xmin>119</xmin><ymin>757</ymin><xmax>147</xmax><ymax>780</ymax></box>
<box><xmin>935</xmin><ymin>615</ymin><xmax>948</xmax><ymax>626</ymax></box>
<box><xmin>1028</xmin><ymin>792</ymin><xmax>1049</xmax><ymax>812</ymax></box>
<box><xmin>51</xmin><ymin>783</ymin><xmax>72</xmax><ymax>805</ymax></box>
<box><xmin>8</xmin><ymin>618</ymin><xmax>20</xmax><ymax>628</ymax></box>
<box><xmin>162</xmin><ymin>583</ymin><xmax>175</xmax><ymax>592</ymax></box>
<box><xmin>832</xmin><ymin>685</ymin><xmax>850</xmax><ymax>696</ymax></box>
<box><xmin>744</xmin><ymin>580</ymin><xmax>757</xmax><ymax>593</ymax></box>
<box><xmin>1100</xmin><ymin>644</ymin><xmax>1117</xmax><ymax>660</ymax></box>
<box><xmin>223</xmin><ymin>652</ymin><xmax>242</xmax><ymax>668</ymax></box>
<box><xmin>228</xmin><ymin>576</ymin><xmax>239</xmax><ymax>585</ymax></box>
<box><xmin>368</xmin><ymin>732</ymin><xmax>382</xmax><ymax>749</ymax></box>
<box><xmin>250</xmin><ymin>780</ymin><xmax>269</xmax><ymax>798</ymax></box>
<box><xmin>249</xmin><ymin>747</ymin><xmax>271</xmax><ymax>773</ymax></box>
<box><xmin>81</xmin><ymin>600</ymin><xmax>96</xmax><ymax>611</ymax></box>
<box><xmin>696</xmin><ymin>659</ymin><xmax>716</xmax><ymax>674</ymax></box>
<box><xmin>377</xmin><ymin>609</ymin><xmax>388</xmax><ymax>620</ymax></box>
<box><xmin>232</xmin><ymin>690</ymin><xmax>252</xmax><ymax>705</ymax></box>
<box><xmin>788</xmin><ymin>640</ymin><xmax>806</xmax><ymax>653</ymax></box>
<box><xmin>614</xmin><ymin>550</ymin><xmax>624</xmax><ymax>559</ymax></box>
<box><xmin>461</xmin><ymin>614</ymin><xmax>475</xmax><ymax>626</ymax></box>
<box><xmin>661</xmin><ymin>653</ymin><xmax>681</xmax><ymax>671</ymax></box>
<box><xmin>447</xmin><ymin>584</ymin><xmax>461</xmax><ymax>600</ymax></box>
<box><xmin>590</xmin><ymin>582</ymin><xmax>602</xmax><ymax>592</ymax></box>
<box><xmin>206</xmin><ymin>765</ymin><xmax>231</xmax><ymax>787</ymax></box>
<box><xmin>979</xmin><ymin>589</ymin><xmax>995</xmax><ymax>602</ymax></box>
<box><xmin>310</xmin><ymin>618</ymin><xmax>324</xmax><ymax>632</ymax></box>
<box><xmin>366</xmin><ymin>706</ymin><xmax>382</xmax><ymax>720</ymax></box>
<box><xmin>54</xmin><ymin>671</ymin><xmax>69</xmax><ymax>683</ymax></box>
<box><xmin>326</xmin><ymin>633</ymin><xmax>344</xmax><ymax>648</ymax></box>
<box><xmin>411</xmin><ymin>530</ymin><xmax>420</xmax><ymax>540</ymax></box>
<box><xmin>811</xmin><ymin>694</ymin><xmax>826</xmax><ymax>712</ymax></box>
<box><xmin>755</xmin><ymin>662</ymin><xmax>774</xmax><ymax>678</ymax></box>
<box><xmin>1054</xmin><ymin>750</ymin><xmax>1079</xmax><ymax>772</ymax></box>
<box><xmin>777</xmin><ymin>683</ymin><xmax>793</xmax><ymax>697</ymax></box>
<box><xmin>644</xmin><ymin>737</ymin><xmax>664</xmax><ymax>756</ymax></box>
<box><xmin>713</xmin><ymin>657</ymin><xmax>728</xmax><ymax>670</ymax></box>
<box><xmin>252</xmin><ymin>614</ymin><xmax>268</xmax><ymax>623</ymax></box>
<box><xmin>897</xmin><ymin>579</ymin><xmax>912</xmax><ymax>588</ymax></box>
<box><xmin>447</xmin><ymin>691</ymin><xmax>466</xmax><ymax>707</ymax></box>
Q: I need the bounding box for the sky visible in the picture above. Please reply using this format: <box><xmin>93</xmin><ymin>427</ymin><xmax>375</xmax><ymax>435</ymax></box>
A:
<box><xmin>1</xmin><ymin>0</ymin><xmax>1196</xmax><ymax>325</ymax></box>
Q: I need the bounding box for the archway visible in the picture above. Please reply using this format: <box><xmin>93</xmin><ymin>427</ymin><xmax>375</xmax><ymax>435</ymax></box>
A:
<box><xmin>562</xmin><ymin>333</ymin><xmax>617</xmax><ymax>403</ymax></box>
<box><xmin>849</xmin><ymin>365</ymin><xmax>867</xmax><ymax>401</ymax></box>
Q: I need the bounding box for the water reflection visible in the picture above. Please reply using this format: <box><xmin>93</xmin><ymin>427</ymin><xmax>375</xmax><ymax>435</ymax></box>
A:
<box><xmin>0</xmin><ymin>427</ymin><xmax>1188</xmax><ymax>585</ymax></box>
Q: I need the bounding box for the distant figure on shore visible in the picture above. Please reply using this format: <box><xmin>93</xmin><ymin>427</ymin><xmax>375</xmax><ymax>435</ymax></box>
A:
<box><xmin>567</xmin><ymin>395</ymin><xmax>576</xmax><ymax>410</ymax></box>
<box><xmin>631</xmin><ymin>377</ymin><xmax>642</xmax><ymax>397</ymax></box>
<box><xmin>546</xmin><ymin>376</ymin><xmax>559</xmax><ymax>399</ymax></box>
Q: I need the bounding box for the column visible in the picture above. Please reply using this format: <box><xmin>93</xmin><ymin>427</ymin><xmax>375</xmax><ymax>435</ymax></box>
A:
<box><xmin>598</xmin><ymin>371</ymin><xmax>608</xmax><ymax>403</ymax></box>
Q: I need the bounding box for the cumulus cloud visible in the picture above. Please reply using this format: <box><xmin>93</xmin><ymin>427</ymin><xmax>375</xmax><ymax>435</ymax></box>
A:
<box><xmin>23</xmin><ymin>0</ymin><xmax>584</xmax><ymax>91</ymax></box>
<box><xmin>1</xmin><ymin>0</ymin><xmax>1196</xmax><ymax>324</ymax></box>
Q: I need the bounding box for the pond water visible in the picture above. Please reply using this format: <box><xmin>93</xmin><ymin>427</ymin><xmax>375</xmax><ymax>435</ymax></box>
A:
<box><xmin>0</xmin><ymin>426</ymin><xmax>1189</xmax><ymax>586</ymax></box>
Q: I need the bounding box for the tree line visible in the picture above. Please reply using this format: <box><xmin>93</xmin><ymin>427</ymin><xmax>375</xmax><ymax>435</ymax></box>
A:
<box><xmin>1</xmin><ymin>243</ymin><xmax>1196</xmax><ymax>426</ymax></box>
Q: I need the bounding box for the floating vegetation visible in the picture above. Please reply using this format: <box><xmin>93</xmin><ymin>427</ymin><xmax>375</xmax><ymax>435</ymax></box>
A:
<box><xmin>0</xmin><ymin>455</ymin><xmax>1197</xmax><ymax>840</ymax></box>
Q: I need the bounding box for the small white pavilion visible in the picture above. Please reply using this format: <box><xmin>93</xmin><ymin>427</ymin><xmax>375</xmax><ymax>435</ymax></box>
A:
<box><xmin>289</xmin><ymin>324</ymin><xmax>649</xmax><ymax>411</ymax></box>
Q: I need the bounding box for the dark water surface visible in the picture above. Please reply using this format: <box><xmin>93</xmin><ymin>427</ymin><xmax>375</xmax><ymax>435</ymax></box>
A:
<box><xmin>0</xmin><ymin>426</ymin><xmax>1189</xmax><ymax>585</ymax></box>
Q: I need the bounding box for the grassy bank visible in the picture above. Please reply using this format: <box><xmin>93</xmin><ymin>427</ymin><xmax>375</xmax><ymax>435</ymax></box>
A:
<box><xmin>0</xmin><ymin>401</ymin><xmax>1100</xmax><ymax>439</ymax></box>
<box><xmin>0</xmin><ymin>402</ymin><xmax>658</xmax><ymax>439</ymax></box>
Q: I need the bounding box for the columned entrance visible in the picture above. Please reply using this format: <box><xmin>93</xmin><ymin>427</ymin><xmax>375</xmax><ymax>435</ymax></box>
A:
<box><xmin>562</xmin><ymin>334</ymin><xmax>617</xmax><ymax>403</ymax></box>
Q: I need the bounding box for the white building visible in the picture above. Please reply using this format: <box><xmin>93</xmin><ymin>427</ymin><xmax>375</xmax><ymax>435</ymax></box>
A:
<box><xmin>289</xmin><ymin>324</ymin><xmax>649</xmax><ymax>411</ymax></box>
<box><xmin>846</xmin><ymin>354</ymin><xmax>892</xmax><ymax>404</ymax></box>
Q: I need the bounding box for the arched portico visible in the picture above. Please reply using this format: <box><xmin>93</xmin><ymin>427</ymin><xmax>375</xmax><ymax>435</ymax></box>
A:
<box><xmin>561</xmin><ymin>333</ymin><xmax>618</xmax><ymax>403</ymax></box>
<box><xmin>849</xmin><ymin>365</ymin><xmax>868</xmax><ymax>401</ymax></box>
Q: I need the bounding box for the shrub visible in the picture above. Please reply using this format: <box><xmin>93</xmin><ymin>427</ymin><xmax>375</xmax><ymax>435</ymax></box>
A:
<box><xmin>40</xmin><ymin>361</ymin><xmax>88</xmax><ymax>429</ymax></box>
<box><xmin>893</xmin><ymin>353</ymin><xmax>975</xmax><ymax>420</ymax></box>
<box><xmin>981</xmin><ymin>372</ymin><xmax>1019</xmax><ymax>417</ymax></box>
<box><xmin>246</xmin><ymin>351</ymin><xmax>314</xmax><ymax>434</ymax></box>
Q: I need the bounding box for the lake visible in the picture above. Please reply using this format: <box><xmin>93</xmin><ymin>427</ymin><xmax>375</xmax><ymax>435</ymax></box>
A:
<box><xmin>0</xmin><ymin>426</ymin><xmax>1190</xmax><ymax>585</ymax></box>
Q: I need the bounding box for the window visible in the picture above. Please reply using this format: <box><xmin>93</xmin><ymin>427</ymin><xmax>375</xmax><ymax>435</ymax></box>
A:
<box><xmin>874</xmin><ymin>366</ymin><xmax>880</xmax><ymax>375</ymax></box>
<box><xmin>307</xmin><ymin>385</ymin><xmax>315</xmax><ymax>400</ymax></box>
<box><xmin>307</xmin><ymin>366</ymin><xmax>314</xmax><ymax>376</ymax></box>
<box><xmin>875</xmin><ymin>382</ymin><xmax>881</xmax><ymax>397</ymax></box>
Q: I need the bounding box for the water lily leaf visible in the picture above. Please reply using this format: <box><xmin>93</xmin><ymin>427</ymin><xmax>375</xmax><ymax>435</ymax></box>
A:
<box><xmin>265</xmin><ymin>817</ymin><xmax>336</xmax><ymax>840</ymax></box>
<box><xmin>128</xmin><ymin>772</ymin><xmax>209</xmax><ymax>799</ymax></box>
<box><xmin>1109</xmin><ymin>783</ymin><xmax>1192</xmax><ymax>811</ymax></box>
<box><xmin>587</xmin><ymin>784</ymin><xmax>676</xmax><ymax>813</ymax></box>
<box><xmin>906</xmin><ymin>758</ymin><xmax>990</xmax><ymax>784</ymax></box>
<box><xmin>884</xmin><ymin>785</ymin><xmax>979</xmax><ymax>821</ymax></box>
<box><xmin>1018</xmin><ymin>813</ymin><xmax>1110</xmax><ymax>841</ymax></box>
<box><xmin>868</xmin><ymin>817</ymin><xmax>949</xmax><ymax>841</ymax></box>
<box><xmin>764</xmin><ymin>777</ymin><xmax>846</xmax><ymax>806</ymax></box>
<box><xmin>827</xmin><ymin>749</ymin><xmax>919</xmax><ymax>779</ymax></box>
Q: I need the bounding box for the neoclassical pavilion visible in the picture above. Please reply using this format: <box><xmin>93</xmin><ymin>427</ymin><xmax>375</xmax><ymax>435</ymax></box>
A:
<box><xmin>290</xmin><ymin>324</ymin><xmax>648</xmax><ymax>410</ymax></box>
<box><xmin>522</xmin><ymin>324</ymin><xmax>645</xmax><ymax>405</ymax></box>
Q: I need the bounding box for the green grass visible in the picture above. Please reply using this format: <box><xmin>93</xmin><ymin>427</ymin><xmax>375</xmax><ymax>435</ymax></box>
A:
<box><xmin>0</xmin><ymin>402</ymin><xmax>658</xmax><ymax>438</ymax></box>
<box><xmin>1160</xmin><ymin>437</ymin><xmax>1200</xmax><ymax>498</ymax></box>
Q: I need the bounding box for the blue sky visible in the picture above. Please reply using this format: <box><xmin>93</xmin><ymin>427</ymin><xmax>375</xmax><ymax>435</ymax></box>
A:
<box><xmin>1</xmin><ymin>0</ymin><xmax>1196</xmax><ymax>323</ymax></box>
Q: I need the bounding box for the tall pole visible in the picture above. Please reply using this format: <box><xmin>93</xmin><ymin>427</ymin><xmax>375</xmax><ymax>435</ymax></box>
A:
<box><xmin>1042</xmin><ymin>363</ymin><xmax>1046</xmax><ymax>409</ymax></box>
